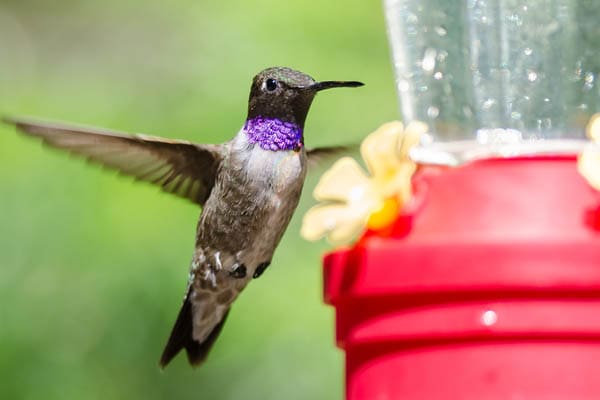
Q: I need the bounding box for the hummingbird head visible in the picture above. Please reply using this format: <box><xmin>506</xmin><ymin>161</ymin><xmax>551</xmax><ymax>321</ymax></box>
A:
<box><xmin>245</xmin><ymin>67</ymin><xmax>363</xmax><ymax>151</ymax></box>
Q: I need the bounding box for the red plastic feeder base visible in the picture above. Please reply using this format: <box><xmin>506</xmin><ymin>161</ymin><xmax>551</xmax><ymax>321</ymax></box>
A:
<box><xmin>323</xmin><ymin>156</ymin><xmax>600</xmax><ymax>399</ymax></box>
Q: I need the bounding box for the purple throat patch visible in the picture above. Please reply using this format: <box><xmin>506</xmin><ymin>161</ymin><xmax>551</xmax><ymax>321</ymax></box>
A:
<box><xmin>244</xmin><ymin>116</ymin><xmax>303</xmax><ymax>151</ymax></box>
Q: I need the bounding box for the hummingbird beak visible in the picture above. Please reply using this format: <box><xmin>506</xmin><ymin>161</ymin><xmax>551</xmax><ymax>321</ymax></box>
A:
<box><xmin>307</xmin><ymin>81</ymin><xmax>364</xmax><ymax>91</ymax></box>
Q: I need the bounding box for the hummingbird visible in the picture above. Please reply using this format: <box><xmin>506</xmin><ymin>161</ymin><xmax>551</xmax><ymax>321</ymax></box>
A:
<box><xmin>3</xmin><ymin>66</ymin><xmax>363</xmax><ymax>368</ymax></box>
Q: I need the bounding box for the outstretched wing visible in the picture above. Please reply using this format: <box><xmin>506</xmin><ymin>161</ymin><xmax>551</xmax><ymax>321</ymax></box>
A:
<box><xmin>306</xmin><ymin>145</ymin><xmax>356</xmax><ymax>169</ymax></box>
<box><xmin>4</xmin><ymin>116</ymin><xmax>223</xmax><ymax>206</ymax></box>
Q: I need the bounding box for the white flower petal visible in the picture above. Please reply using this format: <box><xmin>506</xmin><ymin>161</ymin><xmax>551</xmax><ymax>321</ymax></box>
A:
<box><xmin>327</xmin><ymin>215</ymin><xmax>369</xmax><ymax>245</ymax></box>
<box><xmin>587</xmin><ymin>114</ymin><xmax>600</xmax><ymax>142</ymax></box>
<box><xmin>361</xmin><ymin>121</ymin><xmax>404</xmax><ymax>177</ymax></box>
<box><xmin>578</xmin><ymin>147</ymin><xmax>600</xmax><ymax>191</ymax></box>
<box><xmin>376</xmin><ymin>163</ymin><xmax>417</xmax><ymax>201</ymax></box>
<box><xmin>301</xmin><ymin>203</ymin><xmax>368</xmax><ymax>242</ymax></box>
<box><xmin>313</xmin><ymin>157</ymin><xmax>371</xmax><ymax>202</ymax></box>
<box><xmin>302</xmin><ymin>120</ymin><xmax>427</xmax><ymax>246</ymax></box>
<box><xmin>399</xmin><ymin>121</ymin><xmax>428</xmax><ymax>159</ymax></box>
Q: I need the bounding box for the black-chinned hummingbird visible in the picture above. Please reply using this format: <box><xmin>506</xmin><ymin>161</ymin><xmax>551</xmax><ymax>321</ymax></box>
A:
<box><xmin>3</xmin><ymin>67</ymin><xmax>363</xmax><ymax>368</ymax></box>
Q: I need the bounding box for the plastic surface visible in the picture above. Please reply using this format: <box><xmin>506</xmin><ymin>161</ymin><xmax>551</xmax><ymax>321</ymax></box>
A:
<box><xmin>323</xmin><ymin>156</ymin><xmax>600</xmax><ymax>399</ymax></box>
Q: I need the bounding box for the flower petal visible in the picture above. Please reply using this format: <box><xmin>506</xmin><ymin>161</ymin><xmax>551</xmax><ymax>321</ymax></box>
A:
<box><xmin>327</xmin><ymin>215</ymin><xmax>369</xmax><ymax>244</ymax></box>
<box><xmin>398</xmin><ymin>121</ymin><xmax>428</xmax><ymax>159</ymax></box>
<box><xmin>313</xmin><ymin>157</ymin><xmax>371</xmax><ymax>202</ymax></box>
<box><xmin>361</xmin><ymin>121</ymin><xmax>404</xmax><ymax>178</ymax></box>
<box><xmin>578</xmin><ymin>146</ymin><xmax>600</xmax><ymax>191</ymax></box>
<box><xmin>376</xmin><ymin>164</ymin><xmax>417</xmax><ymax>202</ymax></box>
<box><xmin>302</xmin><ymin>120</ymin><xmax>426</xmax><ymax>246</ymax></box>
<box><xmin>300</xmin><ymin>203</ymin><xmax>369</xmax><ymax>243</ymax></box>
<box><xmin>587</xmin><ymin>113</ymin><xmax>600</xmax><ymax>142</ymax></box>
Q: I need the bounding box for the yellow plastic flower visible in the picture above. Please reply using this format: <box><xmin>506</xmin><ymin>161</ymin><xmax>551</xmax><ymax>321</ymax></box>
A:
<box><xmin>301</xmin><ymin>120</ymin><xmax>427</xmax><ymax>244</ymax></box>
<box><xmin>578</xmin><ymin>113</ymin><xmax>600</xmax><ymax>190</ymax></box>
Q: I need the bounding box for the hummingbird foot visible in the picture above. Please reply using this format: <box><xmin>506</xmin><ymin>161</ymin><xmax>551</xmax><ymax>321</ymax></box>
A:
<box><xmin>229</xmin><ymin>263</ymin><xmax>247</xmax><ymax>279</ymax></box>
<box><xmin>253</xmin><ymin>261</ymin><xmax>271</xmax><ymax>279</ymax></box>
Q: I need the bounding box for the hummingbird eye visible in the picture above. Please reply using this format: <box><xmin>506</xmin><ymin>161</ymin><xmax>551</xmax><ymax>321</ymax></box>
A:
<box><xmin>265</xmin><ymin>78</ymin><xmax>278</xmax><ymax>92</ymax></box>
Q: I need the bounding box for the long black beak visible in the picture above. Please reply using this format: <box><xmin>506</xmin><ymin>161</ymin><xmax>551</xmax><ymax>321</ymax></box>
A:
<box><xmin>308</xmin><ymin>81</ymin><xmax>364</xmax><ymax>91</ymax></box>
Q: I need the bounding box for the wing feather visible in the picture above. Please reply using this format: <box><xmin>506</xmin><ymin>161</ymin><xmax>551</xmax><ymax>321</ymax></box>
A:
<box><xmin>4</xmin><ymin>116</ymin><xmax>223</xmax><ymax>206</ymax></box>
<box><xmin>306</xmin><ymin>145</ymin><xmax>356</xmax><ymax>169</ymax></box>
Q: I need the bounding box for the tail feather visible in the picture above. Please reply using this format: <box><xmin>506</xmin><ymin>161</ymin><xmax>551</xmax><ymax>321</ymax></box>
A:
<box><xmin>159</xmin><ymin>291</ymin><xmax>230</xmax><ymax>368</ymax></box>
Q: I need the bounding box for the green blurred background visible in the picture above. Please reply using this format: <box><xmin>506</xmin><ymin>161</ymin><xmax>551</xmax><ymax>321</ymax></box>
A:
<box><xmin>0</xmin><ymin>0</ymin><xmax>398</xmax><ymax>398</ymax></box>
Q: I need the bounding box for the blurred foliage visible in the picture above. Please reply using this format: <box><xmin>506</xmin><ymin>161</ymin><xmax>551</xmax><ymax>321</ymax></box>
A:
<box><xmin>0</xmin><ymin>0</ymin><xmax>398</xmax><ymax>398</ymax></box>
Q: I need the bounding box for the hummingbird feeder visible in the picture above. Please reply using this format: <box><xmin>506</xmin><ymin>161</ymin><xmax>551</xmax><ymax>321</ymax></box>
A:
<box><xmin>303</xmin><ymin>1</ymin><xmax>600</xmax><ymax>398</ymax></box>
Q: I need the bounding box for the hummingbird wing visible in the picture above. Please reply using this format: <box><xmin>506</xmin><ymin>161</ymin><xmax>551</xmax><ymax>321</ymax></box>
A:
<box><xmin>4</xmin><ymin>116</ymin><xmax>223</xmax><ymax>206</ymax></box>
<box><xmin>306</xmin><ymin>145</ymin><xmax>356</xmax><ymax>169</ymax></box>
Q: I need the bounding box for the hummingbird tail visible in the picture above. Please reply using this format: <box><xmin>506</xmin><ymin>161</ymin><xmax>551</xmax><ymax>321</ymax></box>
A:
<box><xmin>159</xmin><ymin>291</ymin><xmax>230</xmax><ymax>368</ymax></box>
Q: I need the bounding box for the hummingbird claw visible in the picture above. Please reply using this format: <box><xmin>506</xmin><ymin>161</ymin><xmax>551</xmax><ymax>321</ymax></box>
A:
<box><xmin>229</xmin><ymin>264</ymin><xmax>247</xmax><ymax>279</ymax></box>
<box><xmin>253</xmin><ymin>261</ymin><xmax>271</xmax><ymax>279</ymax></box>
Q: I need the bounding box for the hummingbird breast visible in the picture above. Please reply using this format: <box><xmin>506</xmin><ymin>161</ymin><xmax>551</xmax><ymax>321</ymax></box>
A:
<box><xmin>199</xmin><ymin>131</ymin><xmax>307</xmax><ymax>259</ymax></box>
<box><xmin>186</xmin><ymin>131</ymin><xmax>307</xmax><ymax>343</ymax></box>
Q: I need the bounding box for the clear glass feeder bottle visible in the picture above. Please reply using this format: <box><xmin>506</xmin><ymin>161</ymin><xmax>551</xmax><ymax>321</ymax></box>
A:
<box><xmin>384</xmin><ymin>0</ymin><xmax>600</xmax><ymax>166</ymax></box>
